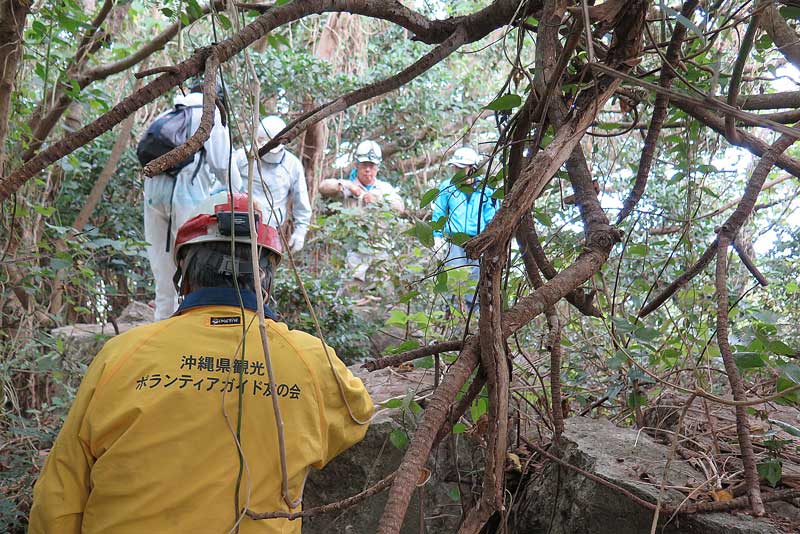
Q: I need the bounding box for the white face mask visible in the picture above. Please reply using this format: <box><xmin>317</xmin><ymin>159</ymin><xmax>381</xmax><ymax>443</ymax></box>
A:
<box><xmin>262</xmin><ymin>148</ymin><xmax>285</xmax><ymax>164</ymax></box>
<box><xmin>253</xmin><ymin>137</ymin><xmax>284</xmax><ymax>161</ymax></box>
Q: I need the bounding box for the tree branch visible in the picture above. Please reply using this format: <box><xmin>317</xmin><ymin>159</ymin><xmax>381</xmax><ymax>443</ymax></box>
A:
<box><xmin>592</xmin><ymin>63</ymin><xmax>800</xmax><ymax>138</ymax></box>
<box><xmin>640</xmin><ymin>120</ymin><xmax>799</xmax><ymax>317</ymax></box>
<box><xmin>377</xmin><ymin>337</ymin><xmax>480</xmax><ymax>533</ymax></box>
<box><xmin>246</xmin><ymin>472</ymin><xmax>395</xmax><ymax>520</ymax></box>
<box><xmin>362</xmin><ymin>340</ymin><xmax>464</xmax><ymax>372</ymax></box>
<box><xmin>617</xmin><ymin>0</ymin><xmax>699</xmax><ymax>224</ymax></box>
<box><xmin>715</xmin><ymin>235</ymin><xmax>765</xmax><ymax>516</ymax></box>
<box><xmin>0</xmin><ymin>0</ymin><xmax>31</xmax><ymax>176</ymax></box>
<box><xmin>732</xmin><ymin>239</ymin><xmax>768</xmax><ymax>287</ymax></box>
<box><xmin>676</xmin><ymin>99</ymin><xmax>800</xmax><ymax>177</ymax></box>
<box><xmin>517</xmin><ymin>212</ymin><xmax>603</xmax><ymax>317</ymax></box>
<box><xmin>0</xmin><ymin>0</ymin><xmax>539</xmax><ymax>201</ymax></box>
<box><xmin>258</xmin><ymin>25</ymin><xmax>470</xmax><ymax>157</ymax></box>
<box><xmin>760</xmin><ymin>1</ymin><xmax>800</xmax><ymax>71</ymax></box>
<box><xmin>725</xmin><ymin>1</ymin><xmax>763</xmax><ymax>142</ymax></box>
<box><xmin>142</xmin><ymin>50</ymin><xmax>219</xmax><ymax>176</ymax></box>
<box><xmin>457</xmin><ymin>246</ymin><xmax>509</xmax><ymax>534</ymax></box>
<box><xmin>467</xmin><ymin>0</ymin><xmax>647</xmax><ymax>260</ymax></box>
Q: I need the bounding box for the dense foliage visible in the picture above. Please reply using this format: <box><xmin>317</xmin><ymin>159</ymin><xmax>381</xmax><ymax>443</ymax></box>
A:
<box><xmin>2</xmin><ymin>0</ymin><xmax>800</xmax><ymax>532</ymax></box>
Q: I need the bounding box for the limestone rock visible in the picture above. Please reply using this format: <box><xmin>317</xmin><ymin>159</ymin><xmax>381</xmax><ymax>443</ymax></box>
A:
<box><xmin>510</xmin><ymin>417</ymin><xmax>788</xmax><ymax>534</ymax></box>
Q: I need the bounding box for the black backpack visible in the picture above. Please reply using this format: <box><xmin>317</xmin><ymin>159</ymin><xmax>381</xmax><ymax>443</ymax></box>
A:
<box><xmin>137</xmin><ymin>104</ymin><xmax>204</xmax><ymax>177</ymax></box>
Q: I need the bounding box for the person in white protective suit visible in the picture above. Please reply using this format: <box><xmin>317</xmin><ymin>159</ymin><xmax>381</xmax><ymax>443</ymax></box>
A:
<box><xmin>234</xmin><ymin>115</ymin><xmax>311</xmax><ymax>254</ymax></box>
<box><xmin>143</xmin><ymin>81</ymin><xmax>240</xmax><ymax>321</ymax></box>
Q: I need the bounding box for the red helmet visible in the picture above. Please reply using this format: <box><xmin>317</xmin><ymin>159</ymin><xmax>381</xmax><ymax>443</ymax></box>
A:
<box><xmin>173</xmin><ymin>192</ymin><xmax>282</xmax><ymax>264</ymax></box>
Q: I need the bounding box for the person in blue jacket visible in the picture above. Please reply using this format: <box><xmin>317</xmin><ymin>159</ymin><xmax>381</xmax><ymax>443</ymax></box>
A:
<box><xmin>432</xmin><ymin>146</ymin><xmax>497</xmax><ymax>310</ymax></box>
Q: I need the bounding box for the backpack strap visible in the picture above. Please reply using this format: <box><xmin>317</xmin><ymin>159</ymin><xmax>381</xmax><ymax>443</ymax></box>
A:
<box><xmin>190</xmin><ymin>149</ymin><xmax>206</xmax><ymax>185</ymax></box>
<box><xmin>165</xmin><ymin>178</ymin><xmax>177</xmax><ymax>253</ymax></box>
<box><xmin>183</xmin><ymin>104</ymin><xmax>207</xmax><ymax>186</ymax></box>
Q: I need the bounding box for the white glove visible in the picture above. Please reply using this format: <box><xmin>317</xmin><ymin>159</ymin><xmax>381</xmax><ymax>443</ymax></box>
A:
<box><xmin>288</xmin><ymin>229</ymin><xmax>307</xmax><ymax>253</ymax></box>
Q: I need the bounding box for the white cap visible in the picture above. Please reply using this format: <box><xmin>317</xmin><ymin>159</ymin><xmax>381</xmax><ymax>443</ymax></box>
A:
<box><xmin>257</xmin><ymin>115</ymin><xmax>286</xmax><ymax>154</ymax></box>
<box><xmin>355</xmin><ymin>140</ymin><xmax>382</xmax><ymax>164</ymax></box>
<box><xmin>448</xmin><ymin>146</ymin><xmax>481</xmax><ymax>168</ymax></box>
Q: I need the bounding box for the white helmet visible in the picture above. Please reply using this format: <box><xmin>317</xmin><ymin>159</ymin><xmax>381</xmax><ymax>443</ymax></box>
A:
<box><xmin>257</xmin><ymin>115</ymin><xmax>286</xmax><ymax>154</ymax></box>
<box><xmin>448</xmin><ymin>146</ymin><xmax>481</xmax><ymax>168</ymax></box>
<box><xmin>355</xmin><ymin>140</ymin><xmax>382</xmax><ymax>165</ymax></box>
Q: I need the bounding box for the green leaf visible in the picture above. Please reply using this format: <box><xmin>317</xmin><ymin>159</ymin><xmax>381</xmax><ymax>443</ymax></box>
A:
<box><xmin>734</xmin><ymin>352</ymin><xmax>766</xmax><ymax>369</ymax></box>
<box><xmin>627</xmin><ymin>244</ymin><xmax>647</xmax><ymax>257</ymax></box>
<box><xmin>611</xmin><ymin>316</ymin><xmax>636</xmax><ymax>334</ymax></box>
<box><xmin>608</xmin><ymin>350</ymin><xmax>628</xmax><ymax>371</ymax></box>
<box><xmin>186</xmin><ymin>0</ymin><xmax>203</xmax><ymax>19</ymax></box>
<box><xmin>389</xmin><ymin>428</ymin><xmax>409</xmax><ymax>449</ymax></box>
<box><xmin>779</xmin><ymin>364</ymin><xmax>800</xmax><ymax>385</ymax></box>
<box><xmin>386</xmin><ymin>309</ymin><xmax>408</xmax><ymax>327</ymax></box>
<box><xmin>430</xmin><ymin>216</ymin><xmax>447</xmax><ymax>232</ymax></box>
<box><xmin>770</xmin><ymin>419</ymin><xmax>800</xmax><ymax>437</ymax></box>
<box><xmin>387</xmin><ymin>340</ymin><xmax>420</xmax><ymax>354</ymax></box>
<box><xmin>780</xmin><ymin>6</ymin><xmax>800</xmax><ymax>20</ymax></box>
<box><xmin>767</xmin><ymin>340</ymin><xmax>796</xmax><ymax>356</ymax></box>
<box><xmin>409</xmin><ymin>222</ymin><xmax>434</xmax><ymax>248</ymax></box>
<box><xmin>633</xmin><ymin>326</ymin><xmax>659</xmax><ymax>342</ymax></box>
<box><xmin>486</xmin><ymin>93</ymin><xmax>522</xmax><ymax>111</ymax></box>
<box><xmin>399</xmin><ymin>290</ymin><xmax>420</xmax><ymax>304</ymax></box>
<box><xmin>434</xmin><ymin>272</ymin><xmax>448</xmax><ymax>294</ymax></box>
<box><xmin>757</xmin><ymin>459</ymin><xmax>782</xmax><ymax>487</ymax></box>
<box><xmin>33</xmin><ymin>205</ymin><xmax>56</xmax><ymax>217</ymax></box>
<box><xmin>627</xmin><ymin>390</ymin><xmax>648</xmax><ymax>409</ymax></box>
<box><xmin>32</xmin><ymin>20</ymin><xmax>47</xmax><ymax>35</ymax></box>
<box><xmin>452</xmin><ymin>422</ymin><xmax>467</xmax><ymax>434</ymax></box>
<box><xmin>383</xmin><ymin>398</ymin><xmax>403</xmax><ymax>409</ymax></box>
<box><xmin>533</xmin><ymin>210</ymin><xmax>552</xmax><ymax>226</ymax></box>
<box><xmin>415</xmin><ymin>356</ymin><xmax>434</xmax><ymax>369</ymax></box>
<box><xmin>276</xmin><ymin>0</ymin><xmax>292</xmax><ymax>5</ymax></box>
<box><xmin>662</xmin><ymin>4</ymin><xmax>706</xmax><ymax>44</ymax></box>
<box><xmin>216</xmin><ymin>13</ymin><xmax>232</xmax><ymax>30</ymax></box>
<box><xmin>775</xmin><ymin>376</ymin><xmax>800</xmax><ymax>406</ymax></box>
<box><xmin>447</xmin><ymin>486</ymin><xmax>461</xmax><ymax>502</ymax></box>
<box><xmin>50</xmin><ymin>258</ymin><xmax>72</xmax><ymax>271</ymax></box>
<box><xmin>755</xmin><ymin>33</ymin><xmax>772</xmax><ymax>52</ymax></box>
<box><xmin>786</xmin><ymin>281</ymin><xmax>799</xmax><ymax>295</ymax></box>
<box><xmin>420</xmin><ymin>187</ymin><xmax>440</xmax><ymax>208</ymax></box>
<box><xmin>450</xmin><ymin>232</ymin><xmax>471</xmax><ymax>246</ymax></box>
<box><xmin>470</xmin><ymin>397</ymin><xmax>488</xmax><ymax>422</ymax></box>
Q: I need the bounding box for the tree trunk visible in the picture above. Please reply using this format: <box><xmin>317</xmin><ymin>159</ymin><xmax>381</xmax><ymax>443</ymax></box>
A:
<box><xmin>49</xmin><ymin>104</ymin><xmax>138</xmax><ymax>316</ymax></box>
<box><xmin>300</xmin><ymin>13</ymin><xmax>349</xmax><ymax>206</ymax></box>
<box><xmin>0</xmin><ymin>0</ymin><xmax>31</xmax><ymax>176</ymax></box>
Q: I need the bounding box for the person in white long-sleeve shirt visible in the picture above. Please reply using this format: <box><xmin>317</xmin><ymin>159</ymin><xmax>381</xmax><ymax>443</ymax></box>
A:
<box><xmin>318</xmin><ymin>140</ymin><xmax>404</xmax><ymax>213</ymax></box>
<box><xmin>234</xmin><ymin>115</ymin><xmax>311</xmax><ymax>254</ymax></box>
<box><xmin>143</xmin><ymin>82</ymin><xmax>240</xmax><ymax>321</ymax></box>
<box><xmin>318</xmin><ymin>140</ymin><xmax>404</xmax><ymax>281</ymax></box>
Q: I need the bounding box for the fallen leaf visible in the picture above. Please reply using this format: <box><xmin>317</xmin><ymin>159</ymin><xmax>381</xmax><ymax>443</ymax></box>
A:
<box><xmin>712</xmin><ymin>489</ymin><xmax>733</xmax><ymax>502</ymax></box>
<box><xmin>506</xmin><ymin>452</ymin><xmax>522</xmax><ymax>472</ymax></box>
<box><xmin>396</xmin><ymin>362</ymin><xmax>415</xmax><ymax>372</ymax></box>
<box><xmin>416</xmin><ymin>467</ymin><xmax>431</xmax><ymax>486</ymax></box>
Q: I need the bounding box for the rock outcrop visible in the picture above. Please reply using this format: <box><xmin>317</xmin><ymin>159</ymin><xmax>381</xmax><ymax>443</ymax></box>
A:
<box><xmin>509</xmin><ymin>417</ymin><xmax>792</xmax><ymax>534</ymax></box>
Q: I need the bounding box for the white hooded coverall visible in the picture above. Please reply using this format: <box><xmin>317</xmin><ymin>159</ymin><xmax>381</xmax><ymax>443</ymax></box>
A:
<box><xmin>143</xmin><ymin>91</ymin><xmax>239</xmax><ymax>320</ymax></box>
<box><xmin>234</xmin><ymin>146</ymin><xmax>311</xmax><ymax>243</ymax></box>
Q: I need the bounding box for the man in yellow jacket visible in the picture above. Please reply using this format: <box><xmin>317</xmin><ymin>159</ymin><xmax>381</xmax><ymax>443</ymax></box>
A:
<box><xmin>29</xmin><ymin>193</ymin><xmax>374</xmax><ymax>533</ymax></box>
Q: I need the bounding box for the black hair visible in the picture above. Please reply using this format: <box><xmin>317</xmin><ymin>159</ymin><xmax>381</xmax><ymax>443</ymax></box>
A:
<box><xmin>176</xmin><ymin>241</ymin><xmax>276</xmax><ymax>295</ymax></box>
<box><xmin>188</xmin><ymin>77</ymin><xmax>224</xmax><ymax>97</ymax></box>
